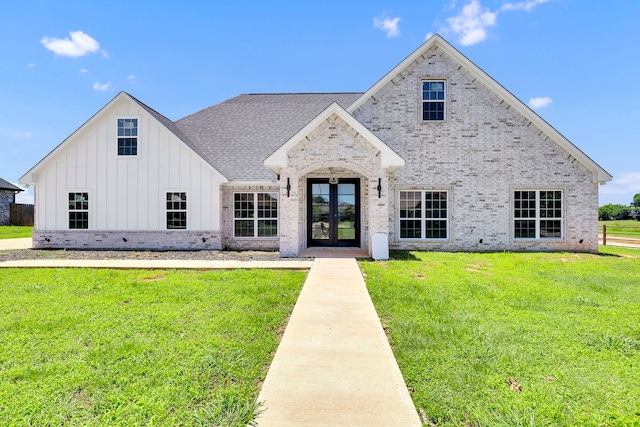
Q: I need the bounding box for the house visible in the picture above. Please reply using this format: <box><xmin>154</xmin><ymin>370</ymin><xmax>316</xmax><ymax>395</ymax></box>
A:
<box><xmin>0</xmin><ymin>178</ymin><xmax>24</xmax><ymax>226</ymax></box>
<box><xmin>20</xmin><ymin>35</ymin><xmax>611</xmax><ymax>256</ymax></box>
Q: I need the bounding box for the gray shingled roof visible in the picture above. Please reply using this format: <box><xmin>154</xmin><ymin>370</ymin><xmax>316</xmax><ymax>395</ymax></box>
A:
<box><xmin>175</xmin><ymin>93</ymin><xmax>362</xmax><ymax>180</ymax></box>
<box><xmin>0</xmin><ymin>177</ymin><xmax>23</xmax><ymax>192</ymax></box>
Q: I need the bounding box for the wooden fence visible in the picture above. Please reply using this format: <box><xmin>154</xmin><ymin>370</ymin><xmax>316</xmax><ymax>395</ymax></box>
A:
<box><xmin>9</xmin><ymin>203</ymin><xmax>34</xmax><ymax>226</ymax></box>
<box><xmin>599</xmin><ymin>224</ymin><xmax>640</xmax><ymax>246</ymax></box>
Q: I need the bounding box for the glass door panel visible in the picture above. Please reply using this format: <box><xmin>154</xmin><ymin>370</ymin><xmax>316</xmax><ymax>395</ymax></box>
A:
<box><xmin>308</xmin><ymin>179</ymin><xmax>359</xmax><ymax>247</ymax></box>
<box><xmin>311</xmin><ymin>183</ymin><xmax>330</xmax><ymax>240</ymax></box>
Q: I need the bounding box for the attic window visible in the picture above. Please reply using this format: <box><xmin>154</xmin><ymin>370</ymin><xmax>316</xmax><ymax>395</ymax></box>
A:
<box><xmin>422</xmin><ymin>81</ymin><xmax>445</xmax><ymax>121</ymax></box>
<box><xmin>117</xmin><ymin>118</ymin><xmax>138</xmax><ymax>155</ymax></box>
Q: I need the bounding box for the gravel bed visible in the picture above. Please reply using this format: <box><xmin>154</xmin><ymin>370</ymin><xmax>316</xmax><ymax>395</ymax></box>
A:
<box><xmin>0</xmin><ymin>249</ymin><xmax>297</xmax><ymax>262</ymax></box>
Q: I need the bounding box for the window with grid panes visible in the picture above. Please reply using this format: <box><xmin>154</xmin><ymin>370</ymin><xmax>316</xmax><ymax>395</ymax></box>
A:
<box><xmin>117</xmin><ymin>118</ymin><xmax>138</xmax><ymax>155</ymax></box>
<box><xmin>399</xmin><ymin>190</ymin><xmax>448</xmax><ymax>239</ymax></box>
<box><xmin>68</xmin><ymin>192</ymin><xmax>88</xmax><ymax>229</ymax></box>
<box><xmin>422</xmin><ymin>81</ymin><xmax>445</xmax><ymax>121</ymax></box>
<box><xmin>166</xmin><ymin>192</ymin><xmax>187</xmax><ymax>229</ymax></box>
<box><xmin>234</xmin><ymin>192</ymin><xmax>278</xmax><ymax>237</ymax></box>
<box><xmin>514</xmin><ymin>190</ymin><xmax>563</xmax><ymax>239</ymax></box>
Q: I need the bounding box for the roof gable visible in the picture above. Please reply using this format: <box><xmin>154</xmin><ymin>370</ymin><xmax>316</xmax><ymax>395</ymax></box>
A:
<box><xmin>348</xmin><ymin>34</ymin><xmax>612</xmax><ymax>184</ymax></box>
<box><xmin>264</xmin><ymin>102</ymin><xmax>405</xmax><ymax>173</ymax></box>
<box><xmin>20</xmin><ymin>92</ymin><xmax>226</xmax><ymax>184</ymax></box>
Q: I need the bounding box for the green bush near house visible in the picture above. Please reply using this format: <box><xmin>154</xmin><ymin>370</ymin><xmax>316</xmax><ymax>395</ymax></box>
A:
<box><xmin>0</xmin><ymin>226</ymin><xmax>33</xmax><ymax>239</ymax></box>
<box><xmin>0</xmin><ymin>268</ymin><xmax>306</xmax><ymax>426</ymax></box>
<box><xmin>362</xmin><ymin>248</ymin><xmax>640</xmax><ymax>426</ymax></box>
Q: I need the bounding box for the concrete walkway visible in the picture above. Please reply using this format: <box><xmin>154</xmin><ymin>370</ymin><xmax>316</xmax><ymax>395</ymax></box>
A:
<box><xmin>256</xmin><ymin>257</ymin><xmax>421</xmax><ymax>427</ymax></box>
<box><xmin>0</xmin><ymin>237</ymin><xmax>32</xmax><ymax>250</ymax></box>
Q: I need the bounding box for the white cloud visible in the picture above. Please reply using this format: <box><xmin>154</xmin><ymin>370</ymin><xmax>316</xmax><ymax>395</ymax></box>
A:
<box><xmin>439</xmin><ymin>0</ymin><xmax>549</xmax><ymax>46</ymax></box>
<box><xmin>599</xmin><ymin>172</ymin><xmax>640</xmax><ymax>205</ymax></box>
<box><xmin>501</xmin><ymin>0</ymin><xmax>549</xmax><ymax>12</ymax></box>
<box><xmin>528</xmin><ymin>96</ymin><xmax>553</xmax><ymax>109</ymax></box>
<box><xmin>93</xmin><ymin>81</ymin><xmax>112</xmax><ymax>91</ymax></box>
<box><xmin>0</xmin><ymin>129</ymin><xmax>32</xmax><ymax>138</ymax></box>
<box><xmin>28</xmin><ymin>63</ymin><xmax>35</xmax><ymax>68</ymax></box>
<box><xmin>14</xmin><ymin>185</ymin><xmax>34</xmax><ymax>204</ymax></box>
<box><xmin>127</xmin><ymin>74</ymin><xmax>135</xmax><ymax>83</ymax></box>
<box><xmin>444</xmin><ymin>0</ymin><xmax>497</xmax><ymax>46</ymax></box>
<box><xmin>79</xmin><ymin>68</ymin><xmax>88</xmax><ymax>73</ymax></box>
<box><xmin>425</xmin><ymin>32</ymin><xmax>435</xmax><ymax>41</ymax></box>
<box><xmin>373</xmin><ymin>16</ymin><xmax>401</xmax><ymax>38</ymax></box>
<box><xmin>41</xmin><ymin>30</ymin><xmax>101</xmax><ymax>58</ymax></box>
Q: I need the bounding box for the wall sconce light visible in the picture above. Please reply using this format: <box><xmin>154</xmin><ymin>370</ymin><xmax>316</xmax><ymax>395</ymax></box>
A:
<box><xmin>286</xmin><ymin>177</ymin><xmax>291</xmax><ymax>197</ymax></box>
<box><xmin>579</xmin><ymin>239</ymin><xmax>584</xmax><ymax>244</ymax></box>
<box><xmin>479</xmin><ymin>239</ymin><xmax>483</xmax><ymax>244</ymax></box>
<box><xmin>122</xmin><ymin>237</ymin><xmax>128</xmax><ymax>242</ymax></box>
<box><xmin>377</xmin><ymin>178</ymin><xmax>382</xmax><ymax>198</ymax></box>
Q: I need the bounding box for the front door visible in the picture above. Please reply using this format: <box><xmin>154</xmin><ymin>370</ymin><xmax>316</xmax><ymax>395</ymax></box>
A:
<box><xmin>308</xmin><ymin>178</ymin><xmax>359</xmax><ymax>247</ymax></box>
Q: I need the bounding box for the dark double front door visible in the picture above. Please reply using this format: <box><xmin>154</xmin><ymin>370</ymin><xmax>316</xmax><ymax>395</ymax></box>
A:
<box><xmin>307</xmin><ymin>179</ymin><xmax>360</xmax><ymax>247</ymax></box>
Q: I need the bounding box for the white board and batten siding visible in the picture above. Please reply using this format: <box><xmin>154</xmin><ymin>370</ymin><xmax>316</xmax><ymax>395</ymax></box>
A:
<box><xmin>31</xmin><ymin>96</ymin><xmax>225</xmax><ymax>232</ymax></box>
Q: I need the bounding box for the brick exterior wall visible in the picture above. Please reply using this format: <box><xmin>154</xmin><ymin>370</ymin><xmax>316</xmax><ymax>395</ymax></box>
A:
<box><xmin>0</xmin><ymin>190</ymin><xmax>13</xmax><ymax>225</ymax></box>
<box><xmin>351</xmin><ymin>45</ymin><xmax>598</xmax><ymax>252</ymax></box>
<box><xmin>32</xmin><ymin>230</ymin><xmax>222</xmax><ymax>250</ymax></box>
<box><xmin>278</xmin><ymin>113</ymin><xmax>390</xmax><ymax>257</ymax></box>
<box><xmin>221</xmin><ymin>184</ymin><xmax>280</xmax><ymax>251</ymax></box>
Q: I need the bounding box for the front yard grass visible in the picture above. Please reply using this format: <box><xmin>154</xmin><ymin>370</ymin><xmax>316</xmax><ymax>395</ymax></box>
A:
<box><xmin>362</xmin><ymin>248</ymin><xmax>640</xmax><ymax>426</ymax></box>
<box><xmin>0</xmin><ymin>226</ymin><xmax>33</xmax><ymax>239</ymax></box>
<box><xmin>0</xmin><ymin>268</ymin><xmax>306</xmax><ymax>426</ymax></box>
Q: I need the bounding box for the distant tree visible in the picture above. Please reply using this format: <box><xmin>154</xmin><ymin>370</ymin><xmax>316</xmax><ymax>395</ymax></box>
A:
<box><xmin>633</xmin><ymin>193</ymin><xmax>640</xmax><ymax>207</ymax></box>
<box><xmin>599</xmin><ymin>204</ymin><xmax>632</xmax><ymax>221</ymax></box>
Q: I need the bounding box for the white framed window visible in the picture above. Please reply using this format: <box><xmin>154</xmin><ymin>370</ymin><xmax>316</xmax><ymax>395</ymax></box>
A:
<box><xmin>117</xmin><ymin>118</ymin><xmax>138</xmax><ymax>155</ymax></box>
<box><xmin>422</xmin><ymin>80</ymin><xmax>445</xmax><ymax>121</ymax></box>
<box><xmin>234</xmin><ymin>192</ymin><xmax>278</xmax><ymax>237</ymax></box>
<box><xmin>68</xmin><ymin>192</ymin><xmax>88</xmax><ymax>229</ymax></box>
<box><xmin>166</xmin><ymin>192</ymin><xmax>187</xmax><ymax>229</ymax></box>
<box><xmin>399</xmin><ymin>190</ymin><xmax>448</xmax><ymax>239</ymax></box>
<box><xmin>514</xmin><ymin>190</ymin><xmax>563</xmax><ymax>239</ymax></box>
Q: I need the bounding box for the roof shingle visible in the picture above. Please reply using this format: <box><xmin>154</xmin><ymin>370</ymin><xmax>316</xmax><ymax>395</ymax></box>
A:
<box><xmin>175</xmin><ymin>93</ymin><xmax>362</xmax><ymax>180</ymax></box>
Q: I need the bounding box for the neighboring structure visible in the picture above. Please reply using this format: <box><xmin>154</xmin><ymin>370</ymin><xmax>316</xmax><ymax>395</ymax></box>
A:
<box><xmin>0</xmin><ymin>178</ymin><xmax>24</xmax><ymax>225</ymax></box>
<box><xmin>20</xmin><ymin>35</ymin><xmax>611</xmax><ymax>255</ymax></box>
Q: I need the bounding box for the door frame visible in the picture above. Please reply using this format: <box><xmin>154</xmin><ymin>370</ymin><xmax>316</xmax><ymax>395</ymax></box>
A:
<box><xmin>307</xmin><ymin>178</ymin><xmax>360</xmax><ymax>247</ymax></box>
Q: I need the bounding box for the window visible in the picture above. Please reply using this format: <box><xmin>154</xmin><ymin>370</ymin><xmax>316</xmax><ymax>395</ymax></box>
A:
<box><xmin>422</xmin><ymin>80</ymin><xmax>445</xmax><ymax>121</ymax></box>
<box><xmin>399</xmin><ymin>190</ymin><xmax>448</xmax><ymax>239</ymax></box>
<box><xmin>69</xmin><ymin>192</ymin><xmax>88</xmax><ymax>229</ymax></box>
<box><xmin>514</xmin><ymin>190</ymin><xmax>563</xmax><ymax>239</ymax></box>
<box><xmin>117</xmin><ymin>118</ymin><xmax>138</xmax><ymax>155</ymax></box>
<box><xmin>234</xmin><ymin>192</ymin><xmax>278</xmax><ymax>237</ymax></box>
<box><xmin>166</xmin><ymin>192</ymin><xmax>187</xmax><ymax>229</ymax></box>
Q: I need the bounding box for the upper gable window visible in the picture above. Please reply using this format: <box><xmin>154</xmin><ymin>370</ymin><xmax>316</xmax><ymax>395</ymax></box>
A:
<box><xmin>117</xmin><ymin>118</ymin><xmax>138</xmax><ymax>155</ymax></box>
<box><xmin>422</xmin><ymin>81</ymin><xmax>445</xmax><ymax>121</ymax></box>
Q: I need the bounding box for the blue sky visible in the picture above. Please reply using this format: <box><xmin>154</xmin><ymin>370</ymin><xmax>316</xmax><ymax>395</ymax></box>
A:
<box><xmin>1</xmin><ymin>0</ymin><xmax>638</xmax><ymax>206</ymax></box>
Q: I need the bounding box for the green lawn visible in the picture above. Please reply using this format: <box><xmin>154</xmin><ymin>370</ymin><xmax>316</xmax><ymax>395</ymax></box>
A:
<box><xmin>0</xmin><ymin>226</ymin><xmax>33</xmax><ymax>239</ymax></box>
<box><xmin>599</xmin><ymin>220</ymin><xmax>640</xmax><ymax>239</ymax></box>
<box><xmin>0</xmin><ymin>268</ymin><xmax>306</xmax><ymax>426</ymax></box>
<box><xmin>362</xmin><ymin>248</ymin><xmax>640</xmax><ymax>427</ymax></box>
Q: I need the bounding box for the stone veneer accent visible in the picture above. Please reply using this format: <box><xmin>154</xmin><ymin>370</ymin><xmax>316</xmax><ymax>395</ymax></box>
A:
<box><xmin>220</xmin><ymin>184</ymin><xmax>280</xmax><ymax>251</ymax></box>
<box><xmin>32</xmin><ymin>230</ymin><xmax>222</xmax><ymax>250</ymax></box>
<box><xmin>0</xmin><ymin>191</ymin><xmax>13</xmax><ymax>226</ymax></box>
<box><xmin>352</xmin><ymin>45</ymin><xmax>599</xmax><ymax>252</ymax></box>
<box><xmin>278</xmin><ymin>113</ymin><xmax>392</xmax><ymax>257</ymax></box>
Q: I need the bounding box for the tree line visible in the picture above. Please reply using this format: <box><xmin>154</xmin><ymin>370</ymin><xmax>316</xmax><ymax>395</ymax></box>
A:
<box><xmin>598</xmin><ymin>193</ymin><xmax>640</xmax><ymax>221</ymax></box>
